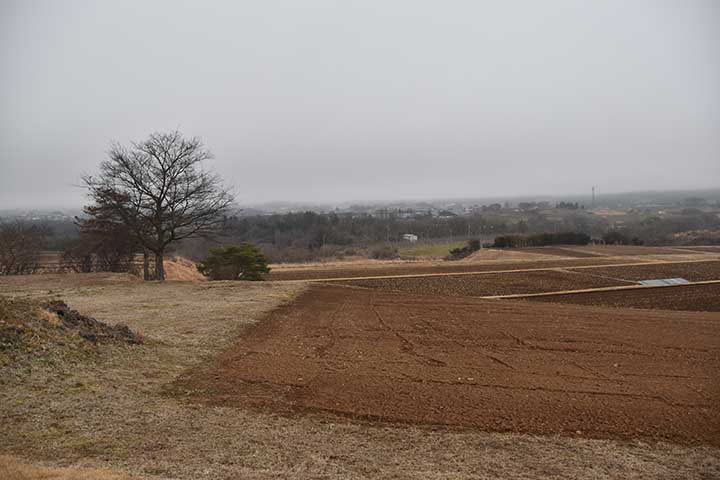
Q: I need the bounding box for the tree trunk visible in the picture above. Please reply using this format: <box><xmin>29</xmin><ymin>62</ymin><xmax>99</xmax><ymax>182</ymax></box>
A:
<box><xmin>154</xmin><ymin>251</ymin><xmax>165</xmax><ymax>281</ymax></box>
<box><xmin>82</xmin><ymin>254</ymin><xmax>93</xmax><ymax>273</ymax></box>
<box><xmin>142</xmin><ymin>249</ymin><xmax>150</xmax><ymax>281</ymax></box>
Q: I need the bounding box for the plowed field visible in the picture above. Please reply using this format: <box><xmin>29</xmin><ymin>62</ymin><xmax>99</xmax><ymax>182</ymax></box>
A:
<box><xmin>529</xmin><ymin>283</ymin><xmax>720</xmax><ymax>312</ymax></box>
<box><xmin>267</xmin><ymin>257</ymin><xmax>646</xmax><ymax>281</ymax></box>
<box><xmin>675</xmin><ymin>246</ymin><xmax>720</xmax><ymax>254</ymax></box>
<box><xmin>565</xmin><ymin>245</ymin><xmax>689</xmax><ymax>256</ymax></box>
<box><xmin>331</xmin><ymin>261</ymin><xmax>720</xmax><ymax>298</ymax></box>
<box><xmin>337</xmin><ymin>270</ymin><xmax>627</xmax><ymax>297</ymax></box>
<box><xmin>177</xmin><ymin>285</ymin><xmax>720</xmax><ymax>446</ymax></box>
<box><xmin>583</xmin><ymin>260</ymin><xmax>720</xmax><ymax>282</ymax></box>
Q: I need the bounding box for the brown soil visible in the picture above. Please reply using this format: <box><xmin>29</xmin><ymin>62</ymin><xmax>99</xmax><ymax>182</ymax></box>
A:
<box><xmin>176</xmin><ymin>284</ymin><xmax>720</xmax><ymax>446</ymax></box>
<box><xmin>528</xmin><ymin>283</ymin><xmax>720</xmax><ymax>312</ymax></box>
<box><xmin>585</xmin><ymin>260</ymin><xmax>720</xmax><ymax>282</ymax></box>
<box><xmin>267</xmin><ymin>257</ymin><xmax>648</xmax><ymax>281</ymax></box>
<box><xmin>675</xmin><ymin>246</ymin><xmax>720</xmax><ymax>254</ymax></box>
<box><xmin>319</xmin><ymin>261</ymin><xmax>720</xmax><ymax>298</ymax></box>
<box><xmin>337</xmin><ymin>270</ymin><xmax>626</xmax><ymax>297</ymax></box>
<box><xmin>567</xmin><ymin>245</ymin><xmax>688</xmax><ymax>256</ymax></box>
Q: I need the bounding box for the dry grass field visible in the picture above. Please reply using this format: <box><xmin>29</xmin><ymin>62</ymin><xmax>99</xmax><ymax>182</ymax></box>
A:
<box><xmin>0</xmin><ymin>455</ymin><xmax>140</xmax><ymax>480</ymax></box>
<box><xmin>396</xmin><ymin>240</ymin><xmax>467</xmax><ymax>258</ymax></box>
<box><xmin>2</xmin><ymin>246</ymin><xmax>720</xmax><ymax>479</ymax></box>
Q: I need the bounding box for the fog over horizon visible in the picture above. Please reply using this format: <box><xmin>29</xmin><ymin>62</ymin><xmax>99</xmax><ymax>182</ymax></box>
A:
<box><xmin>1</xmin><ymin>1</ymin><xmax>719</xmax><ymax>209</ymax></box>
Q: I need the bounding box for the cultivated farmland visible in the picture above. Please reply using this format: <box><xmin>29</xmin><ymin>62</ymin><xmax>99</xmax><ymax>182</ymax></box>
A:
<box><xmin>267</xmin><ymin>246</ymin><xmax>718</xmax><ymax>281</ymax></box>
<box><xmin>177</xmin><ymin>284</ymin><xmax>720</xmax><ymax>446</ymax></box>
<box><xmin>529</xmin><ymin>283</ymin><xmax>720</xmax><ymax>312</ymax></box>
<box><xmin>267</xmin><ymin>257</ymin><xmax>650</xmax><ymax>281</ymax></box>
<box><xmin>2</xmin><ymin>245</ymin><xmax>720</xmax><ymax>479</ymax></box>
<box><xmin>332</xmin><ymin>260</ymin><xmax>720</xmax><ymax>298</ymax></box>
<box><xmin>578</xmin><ymin>260</ymin><xmax>720</xmax><ymax>282</ymax></box>
<box><xmin>336</xmin><ymin>269</ymin><xmax>628</xmax><ymax>297</ymax></box>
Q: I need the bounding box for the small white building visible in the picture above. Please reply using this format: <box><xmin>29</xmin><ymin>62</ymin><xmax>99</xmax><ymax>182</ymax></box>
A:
<box><xmin>402</xmin><ymin>233</ymin><xmax>419</xmax><ymax>243</ymax></box>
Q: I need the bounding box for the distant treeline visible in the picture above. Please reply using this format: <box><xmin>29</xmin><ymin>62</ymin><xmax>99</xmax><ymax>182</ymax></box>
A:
<box><xmin>492</xmin><ymin>232</ymin><xmax>591</xmax><ymax>248</ymax></box>
<box><xmin>223</xmin><ymin>211</ymin><xmax>517</xmax><ymax>247</ymax></box>
<box><xmin>185</xmin><ymin>208</ymin><xmax>720</xmax><ymax>261</ymax></box>
<box><xmin>5</xmin><ymin>203</ymin><xmax>720</xmax><ymax>265</ymax></box>
<box><xmin>200</xmin><ymin>212</ymin><xmax>527</xmax><ymax>262</ymax></box>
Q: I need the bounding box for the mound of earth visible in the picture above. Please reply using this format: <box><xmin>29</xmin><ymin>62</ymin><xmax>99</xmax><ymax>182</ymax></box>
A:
<box><xmin>43</xmin><ymin>300</ymin><xmax>142</xmax><ymax>344</ymax></box>
<box><xmin>0</xmin><ymin>296</ymin><xmax>141</xmax><ymax>369</ymax></box>
<box><xmin>163</xmin><ymin>256</ymin><xmax>206</xmax><ymax>281</ymax></box>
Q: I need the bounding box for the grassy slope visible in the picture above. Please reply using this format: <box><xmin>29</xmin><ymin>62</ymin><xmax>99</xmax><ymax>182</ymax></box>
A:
<box><xmin>0</xmin><ymin>274</ymin><xmax>718</xmax><ymax>479</ymax></box>
<box><xmin>397</xmin><ymin>241</ymin><xmax>466</xmax><ymax>258</ymax></box>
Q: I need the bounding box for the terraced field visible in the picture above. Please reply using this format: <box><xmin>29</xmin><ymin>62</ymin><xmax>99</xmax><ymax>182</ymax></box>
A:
<box><xmin>268</xmin><ymin>246</ymin><xmax>718</xmax><ymax>281</ymax></box>
<box><xmin>337</xmin><ymin>270</ymin><xmax>627</xmax><ymax>297</ymax></box>
<box><xmin>529</xmin><ymin>283</ymin><xmax>720</xmax><ymax>312</ymax></box>
<box><xmin>674</xmin><ymin>246</ymin><xmax>720</xmax><ymax>254</ymax></box>
<box><xmin>581</xmin><ymin>260</ymin><xmax>720</xmax><ymax>282</ymax></box>
<box><xmin>332</xmin><ymin>260</ymin><xmax>720</xmax><ymax>298</ymax></box>
<box><xmin>267</xmin><ymin>257</ymin><xmax>647</xmax><ymax>281</ymax></box>
<box><xmin>564</xmin><ymin>245</ymin><xmax>689</xmax><ymax>256</ymax></box>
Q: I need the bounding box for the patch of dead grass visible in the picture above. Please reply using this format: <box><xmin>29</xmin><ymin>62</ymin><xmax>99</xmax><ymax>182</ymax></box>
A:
<box><xmin>0</xmin><ymin>455</ymin><xmax>139</xmax><ymax>480</ymax></box>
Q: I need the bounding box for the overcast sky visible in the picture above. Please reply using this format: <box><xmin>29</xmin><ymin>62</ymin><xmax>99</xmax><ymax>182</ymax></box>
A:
<box><xmin>1</xmin><ymin>0</ymin><xmax>718</xmax><ymax>208</ymax></box>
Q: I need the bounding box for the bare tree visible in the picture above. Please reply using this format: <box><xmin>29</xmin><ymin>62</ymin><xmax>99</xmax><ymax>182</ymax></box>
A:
<box><xmin>0</xmin><ymin>221</ymin><xmax>49</xmax><ymax>275</ymax></box>
<box><xmin>83</xmin><ymin>131</ymin><xmax>234</xmax><ymax>280</ymax></box>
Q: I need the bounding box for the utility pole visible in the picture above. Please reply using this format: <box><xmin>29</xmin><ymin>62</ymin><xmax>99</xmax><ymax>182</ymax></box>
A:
<box><xmin>592</xmin><ymin>186</ymin><xmax>596</xmax><ymax>209</ymax></box>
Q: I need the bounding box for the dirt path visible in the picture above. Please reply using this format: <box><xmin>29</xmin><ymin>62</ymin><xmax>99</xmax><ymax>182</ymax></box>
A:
<box><xmin>177</xmin><ymin>284</ymin><xmax>720</xmax><ymax>446</ymax></box>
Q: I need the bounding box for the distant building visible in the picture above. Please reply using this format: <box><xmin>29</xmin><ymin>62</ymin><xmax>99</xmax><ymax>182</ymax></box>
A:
<box><xmin>402</xmin><ymin>233</ymin><xmax>419</xmax><ymax>243</ymax></box>
<box><xmin>397</xmin><ymin>209</ymin><xmax>417</xmax><ymax>219</ymax></box>
<box><xmin>437</xmin><ymin>210</ymin><xmax>457</xmax><ymax>218</ymax></box>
